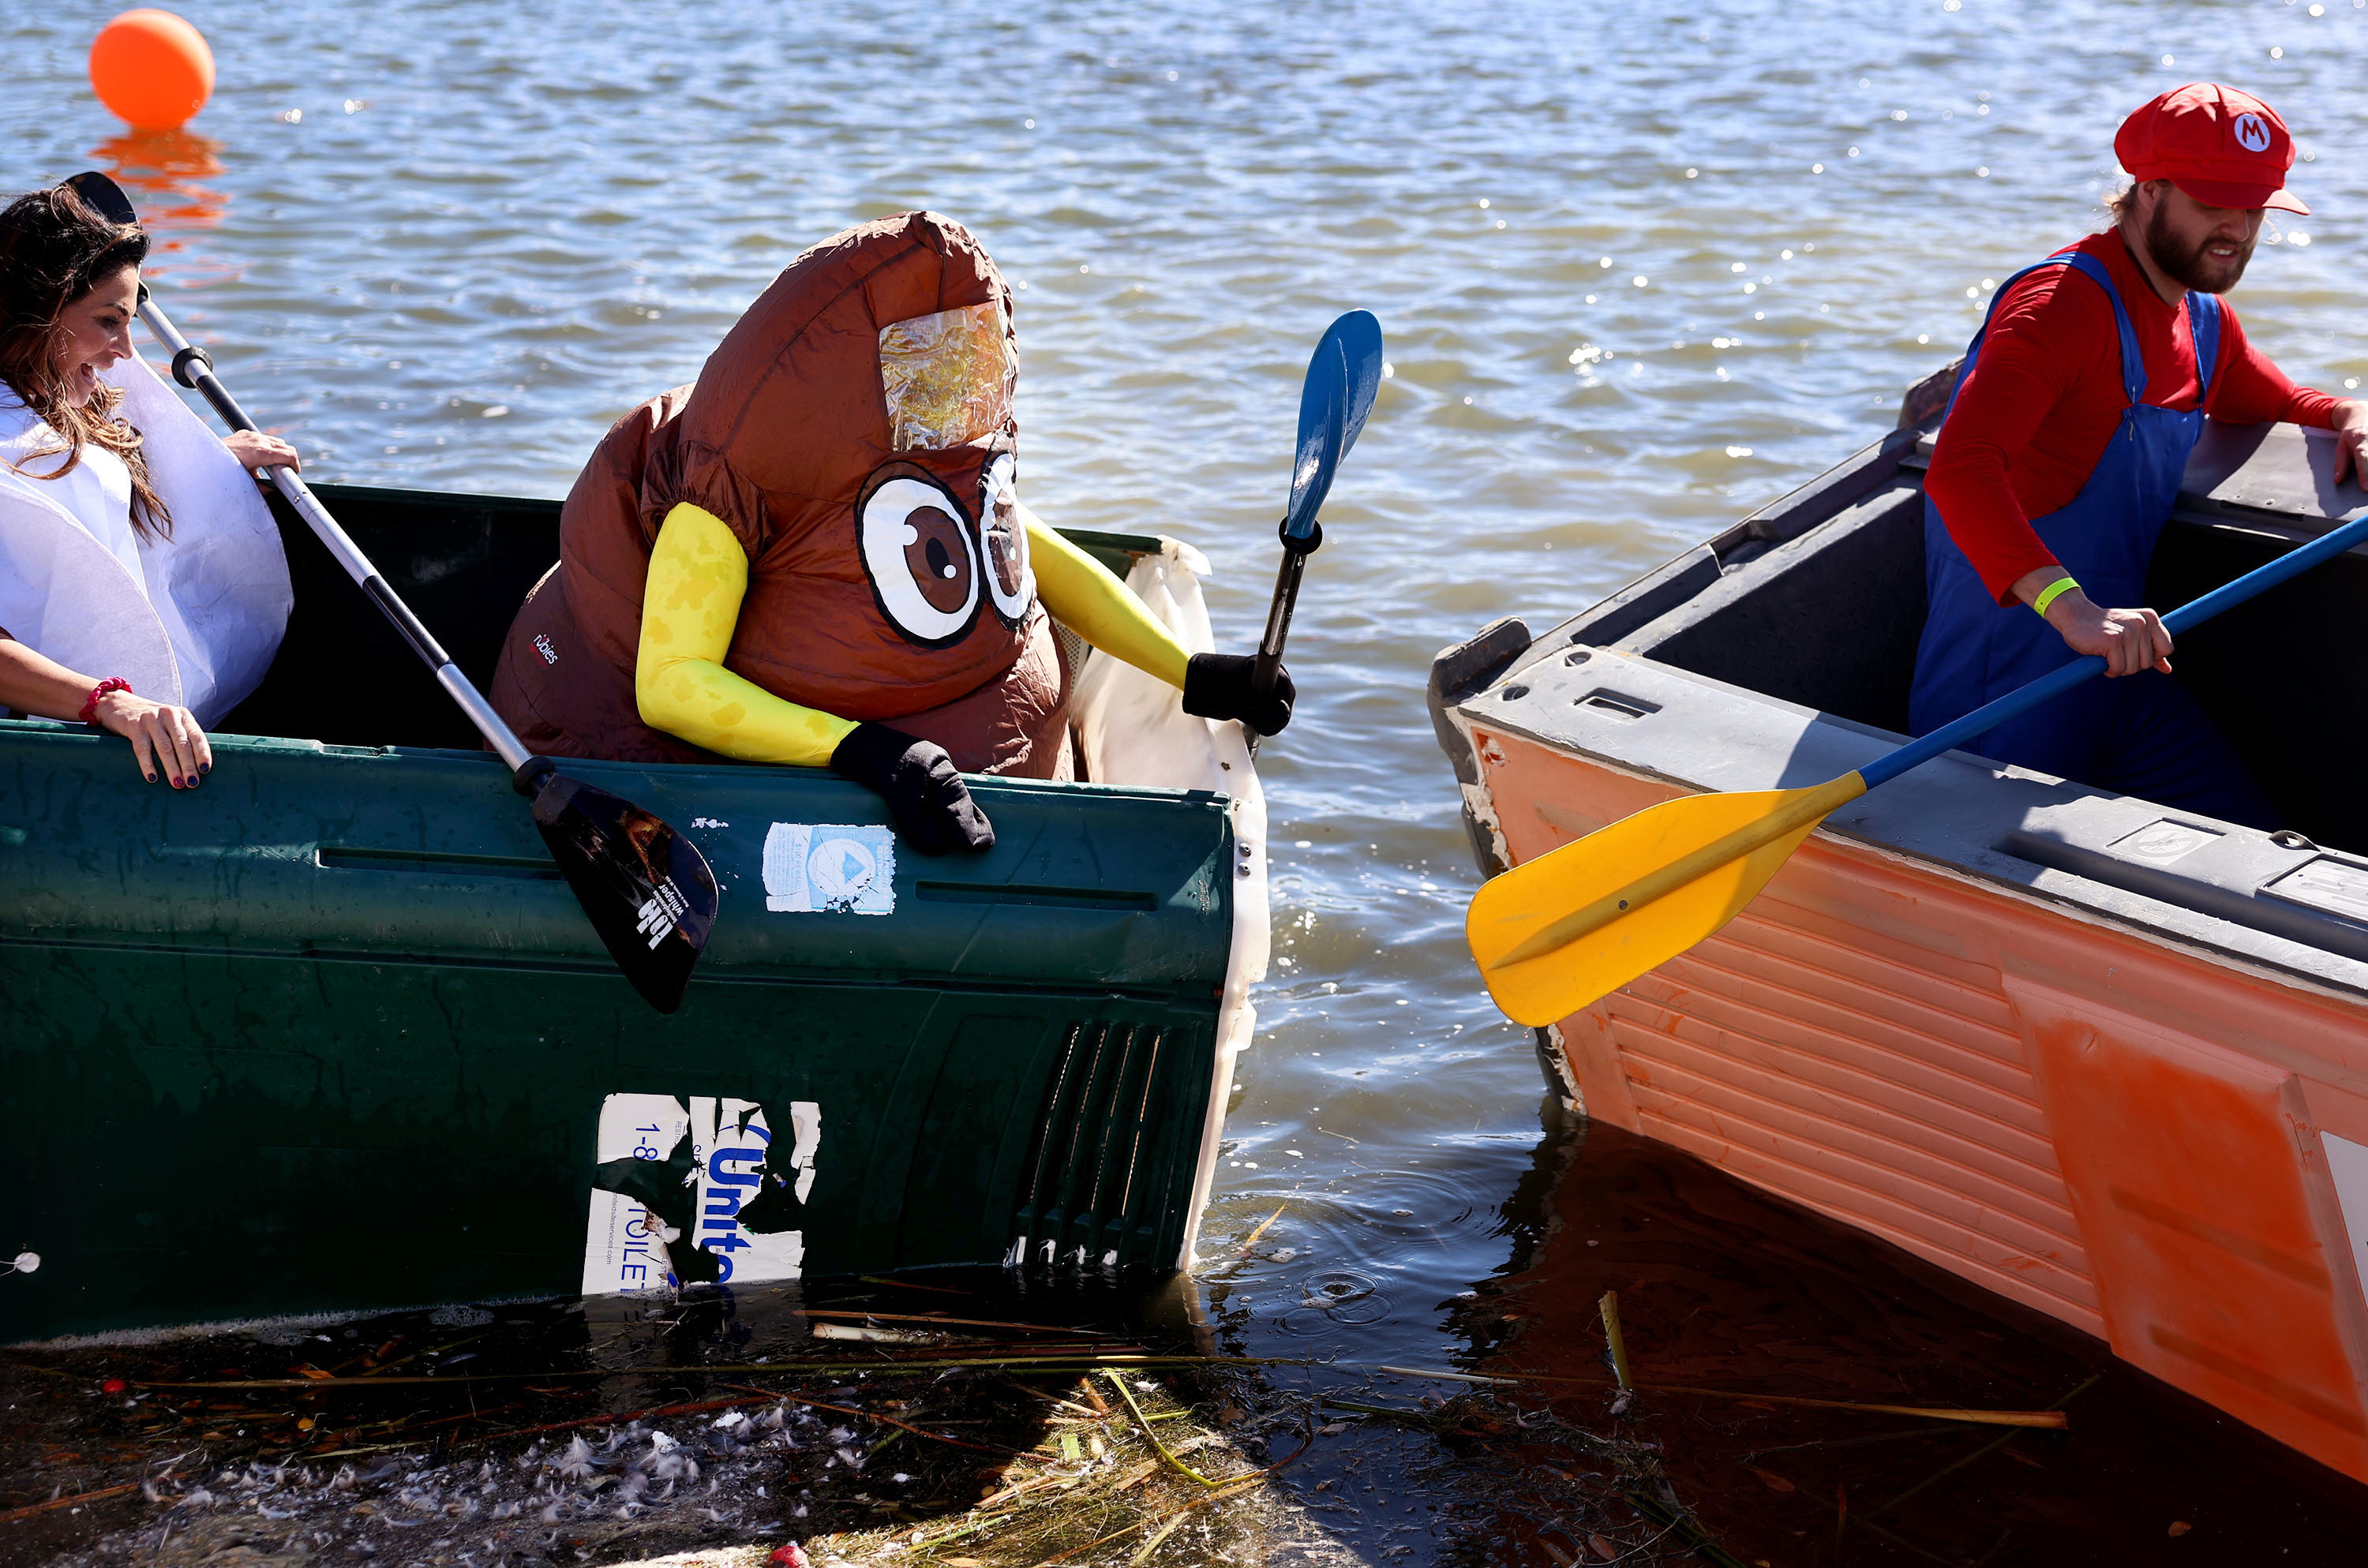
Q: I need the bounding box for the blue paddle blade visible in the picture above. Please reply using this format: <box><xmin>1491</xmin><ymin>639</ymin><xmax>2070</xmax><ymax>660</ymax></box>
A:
<box><xmin>1285</xmin><ymin>346</ymin><xmax>1347</xmax><ymax>539</ymax></box>
<box><xmin>1330</xmin><ymin>309</ymin><xmax>1384</xmax><ymax>452</ymax></box>
<box><xmin>1283</xmin><ymin>310</ymin><xmax>1385</xmax><ymax>539</ymax></box>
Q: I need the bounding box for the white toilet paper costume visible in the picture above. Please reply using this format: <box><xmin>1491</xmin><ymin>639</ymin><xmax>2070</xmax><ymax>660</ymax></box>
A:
<box><xmin>0</xmin><ymin>356</ymin><xmax>290</xmax><ymax>726</ymax></box>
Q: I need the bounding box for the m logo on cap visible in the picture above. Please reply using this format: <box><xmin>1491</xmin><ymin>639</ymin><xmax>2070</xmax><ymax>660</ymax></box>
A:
<box><xmin>2233</xmin><ymin>112</ymin><xmax>2272</xmax><ymax>154</ymax></box>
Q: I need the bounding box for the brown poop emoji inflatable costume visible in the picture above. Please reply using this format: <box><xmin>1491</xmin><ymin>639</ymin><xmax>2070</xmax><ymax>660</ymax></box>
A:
<box><xmin>491</xmin><ymin>211</ymin><xmax>1295</xmax><ymax>853</ymax></box>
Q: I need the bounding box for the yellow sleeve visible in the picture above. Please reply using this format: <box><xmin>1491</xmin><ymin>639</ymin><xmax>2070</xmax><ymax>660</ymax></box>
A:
<box><xmin>635</xmin><ymin>502</ymin><xmax>858</xmax><ymax>767</ymax></box>
<box><xmin>1025</xmin><ymin>508</ymin><xmax>1190</xmax><ymax>690</ymax></box>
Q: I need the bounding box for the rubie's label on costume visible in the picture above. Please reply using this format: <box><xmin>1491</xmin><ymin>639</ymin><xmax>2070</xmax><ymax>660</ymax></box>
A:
<box><xmin>763</xmin><ymin>822</ymin><xmax>897</xmax><ymax>915</ymax></box>
<box><xmin>581</xmin><ymin>1094</ymin><xmax>821</xmax><ymax>1296</ymax></box>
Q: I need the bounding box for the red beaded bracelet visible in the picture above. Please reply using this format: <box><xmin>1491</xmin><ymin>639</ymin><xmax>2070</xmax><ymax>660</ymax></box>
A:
<box><xmin>78</xmin><ymin>677</ymin><xmax>132</xmax><ymax>724</ymax></box>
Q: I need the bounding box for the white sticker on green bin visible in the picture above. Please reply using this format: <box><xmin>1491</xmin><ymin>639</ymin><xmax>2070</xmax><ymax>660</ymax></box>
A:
<box><xmin>582</xmin><ymin>1093</ymin><xmax>820</xmax><ymax>1296</ymax></box>
<box><xmin>763</xmin><ymin>822</ymin><xmax>897</xmax><ymax>915</ymax></box>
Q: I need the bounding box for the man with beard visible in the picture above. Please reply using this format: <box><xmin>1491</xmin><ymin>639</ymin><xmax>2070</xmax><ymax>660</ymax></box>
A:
<box><xmin>1912</xmin><ymin>83</ymin><xmax>2366</xmax><ymax>825</ymax></box>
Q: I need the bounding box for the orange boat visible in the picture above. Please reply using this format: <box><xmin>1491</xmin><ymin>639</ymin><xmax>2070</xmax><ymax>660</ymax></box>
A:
<box><xmin>1429</xmin><ymin>368</ymin><xmax>2368</xmax><ymax>1486</ymax></box>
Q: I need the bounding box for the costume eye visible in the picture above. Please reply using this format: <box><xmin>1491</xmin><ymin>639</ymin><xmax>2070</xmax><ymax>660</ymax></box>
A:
<box><xmin>977</xmin><ymin>453</ymin><xmax>1033</xmax><ymax>626</ymax></box>
<box><xmin>857</xmin><ymin>469</ymin><xmax>980</xmax><ymax>646</ymax></box>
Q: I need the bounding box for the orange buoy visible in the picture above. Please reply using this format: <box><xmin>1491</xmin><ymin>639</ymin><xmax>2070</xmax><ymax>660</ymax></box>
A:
<box><xmin>88</xmin><ymin>9</ymin><xmax>215</xmax><ymax>132</ymax></box>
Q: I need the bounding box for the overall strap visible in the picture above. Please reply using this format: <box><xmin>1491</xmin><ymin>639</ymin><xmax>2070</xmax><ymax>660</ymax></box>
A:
<box><xmin>1969</xmin><ymin>253</ymin><xmax>2081</xmax><ymax>341</ymax></box>
<box><xmin>2049</xmin><ymin>250</ymin><xmax>2146</xmax><ymax>406</ymax></box>
<box><xmin>1947</xmin><ymin>251</ymin><xmax>2138</xmax><ymax>410</ymax></box>
<box><xmin>1939</xmin><ymin>253</ymin><xmax>2084</xmax><ymax>417</ymax></box>
<box><xmin>2186</xmin><ymin>290</ymin><xmax>2224</xmax><ymax>406</ymax></box>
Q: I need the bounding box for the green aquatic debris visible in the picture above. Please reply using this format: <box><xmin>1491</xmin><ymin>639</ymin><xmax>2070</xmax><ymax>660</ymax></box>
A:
<box><xmin>9</xmin><ymin>1301</ymin><xmax>1745</xmax><ymax>1568</ymax></box>
<box><xmin>1598</xmin><ymin>1290</ymin><xmax>1633</xmax><ymax>1394</ymax></box>
<box><xmin>114</xmin><ymin>1353</ymin><xmax>1307</xmax><ymax>1390</ymax></box>
<box><xmin>1102</xmin><ymin>1372</ymin><xmax>1225</xmax><ymax>1489</ymax></box>
<box><xmin>807</xmin><ymin>1368</ymin><xmax>1295</xmax><ymax>1567</ymax></box>
<box><xmin>1376</xmin><ymin>1364</ymin><xmax>2070</xmax><ymax>1428</ymax></box>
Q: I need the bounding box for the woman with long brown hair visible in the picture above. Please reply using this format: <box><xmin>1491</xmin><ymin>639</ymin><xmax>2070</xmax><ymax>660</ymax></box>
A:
<box><xmin>0</xmin><ymin>182</ymin><xmax>297</xmax><ymax>786</ymax></box>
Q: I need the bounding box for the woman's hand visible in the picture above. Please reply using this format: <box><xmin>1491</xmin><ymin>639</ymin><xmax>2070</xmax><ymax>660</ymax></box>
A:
<box><xmin>0</xmin><ymin>639</ymin><xmax>213</xmax><ymax>785</ymax></box>
<box><xmin>2043</xmin><ymin>587</ymin><xmax>2173</xmax><ymax>677</ymax></box>
<box><xmin>91</xmin><ymin>687</ymin><xmax>212</xmax><ymax>787</ymax></box>
<box><xmin>221</xmin><ymin>429</ymin><xmax>298</xmax><ymax>474</ymax></box>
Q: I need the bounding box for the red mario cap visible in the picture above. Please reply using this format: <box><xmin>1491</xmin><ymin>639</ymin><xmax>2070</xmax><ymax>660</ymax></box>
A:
<box><xmin>2116</xmin><ymin>83</ymin><xmax>2308</xmax><ymax>215</ymax></box>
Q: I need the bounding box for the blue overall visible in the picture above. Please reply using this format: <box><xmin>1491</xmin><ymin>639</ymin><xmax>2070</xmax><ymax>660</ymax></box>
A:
<box><xmin>1909</xmin><ymin>249</ymin><xmax>2275</xmax><ymax>829</ymax></box>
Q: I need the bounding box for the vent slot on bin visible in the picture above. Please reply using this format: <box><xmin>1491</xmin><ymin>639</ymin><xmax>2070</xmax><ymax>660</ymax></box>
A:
<box><xmin>318</xmin><ymin>845</ymin><xmax>562</xmax><ymax>880</ymax></box>
<box><xmin>1006</xmin><ymin>1020</ymin><xmax>1173</xmax><ymax>1270</ymax></box>
<box><xmin>916</xmin><ymin>881</ymin><xmax>1158</xmax><ymax>911</ymax></box>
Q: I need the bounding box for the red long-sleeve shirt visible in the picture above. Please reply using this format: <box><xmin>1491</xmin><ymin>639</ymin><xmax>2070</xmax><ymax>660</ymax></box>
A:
<box><xmin>1924</xmin><ymin>226</ymin><xmax>2340</xmax><ymax>604</ymax></box>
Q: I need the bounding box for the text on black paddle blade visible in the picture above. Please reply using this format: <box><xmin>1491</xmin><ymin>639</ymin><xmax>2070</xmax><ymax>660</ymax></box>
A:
<box><xmin>530</xmin><ymin>773</ymin><xmax>719</xmax><ymax>1013</ymax></box>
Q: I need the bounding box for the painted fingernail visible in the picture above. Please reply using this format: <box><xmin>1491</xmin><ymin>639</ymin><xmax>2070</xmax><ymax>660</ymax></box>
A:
<box><xmin>145</xmin><ymin>772</ymin><xmax>157</xmax><ymax>783</ymax></box>
<box><xmin>198</xmin><ymin>762</ymin><xmax>210</xmax><ymax>774</ymax></box>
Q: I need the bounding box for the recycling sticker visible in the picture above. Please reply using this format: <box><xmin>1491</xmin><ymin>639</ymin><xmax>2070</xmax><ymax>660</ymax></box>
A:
<box><xmin>762</xmin><ymin>821</ymin><xmax>897</xmax><ymax>915</ymax></box>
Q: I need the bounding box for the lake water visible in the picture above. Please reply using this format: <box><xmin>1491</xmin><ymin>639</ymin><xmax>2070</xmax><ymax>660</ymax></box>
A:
<box><xmin>6</xmin><ymin>0</ymin><xmax>2368</xmax><ymax>1561</ymax></box>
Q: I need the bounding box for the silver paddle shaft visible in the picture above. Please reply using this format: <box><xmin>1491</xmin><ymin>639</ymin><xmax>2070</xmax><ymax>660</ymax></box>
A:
<box><xmin>135</xmin><ymin>298</ymin><xmax>533</xmax><ymax>773</ymax></box>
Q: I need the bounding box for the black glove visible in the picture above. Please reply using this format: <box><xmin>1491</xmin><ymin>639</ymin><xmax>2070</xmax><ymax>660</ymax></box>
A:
<box><xmin>829</xmin><ymin>722</ymin><xmax>995</xmax><ymax>855</ymax></box>
<box><xmin>1182</xmin><ymin>653</ymin><xmax>1295</xmax><ymax>736</ymax></box>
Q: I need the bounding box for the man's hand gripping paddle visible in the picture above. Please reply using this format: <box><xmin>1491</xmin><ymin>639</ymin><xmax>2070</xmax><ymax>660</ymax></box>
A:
<box><xmin>69</xmin><ymin>171</ymin><xmax>718</xmax><ymax>1015</ymax></box>
<box><xmin>1467</xmin><ymin>505</ymin><xmax>2368</xmax><ymax>1027</ymax></box>
<box><xmin>1250</xmin><ymin>310</ymin><xmax>1384</xmax><ymax>729</ymax></box>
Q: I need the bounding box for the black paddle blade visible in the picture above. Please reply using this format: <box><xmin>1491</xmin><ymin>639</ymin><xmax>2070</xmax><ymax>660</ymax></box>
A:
<box><xmin>64</xmin><ymin>170</ymin><xmax>139</xmax><ymax>225</ymax></box>
<box><xmin>66</xmin><ymin>174</ymin><xmax>155</xmax><ymax>307</ymax></box>
<box><xmin>529</xmin><ymin>772</ymin><xmax>719</xmax><ymax>1014</ymax></box>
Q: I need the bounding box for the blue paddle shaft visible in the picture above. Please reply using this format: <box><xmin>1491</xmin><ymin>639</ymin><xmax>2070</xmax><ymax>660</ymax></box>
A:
<box><xmin>1860</xmin><ymin>510</ymin><xmax>2368</xmax><ymax>791</ymax></box>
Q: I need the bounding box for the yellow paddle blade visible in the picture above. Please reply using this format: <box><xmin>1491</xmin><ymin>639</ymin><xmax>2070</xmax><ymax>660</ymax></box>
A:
<box><xmin>1466</xmin><ymin>773</ymin><xmax>1866</xmax><ymax>1027</ymax></box>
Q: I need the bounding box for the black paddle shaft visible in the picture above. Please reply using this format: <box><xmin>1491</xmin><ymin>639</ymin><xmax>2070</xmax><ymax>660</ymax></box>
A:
<box><xmin>68</xmin><ymin>170</ymin><xmax>715</xmax><ymax>1011</ymax></box>
<box><xmin>59</xmin><ymin>171</ymin><xmax>473</xmax><ymax>724</ymax></box>
<box><xmin>1253</xmin><ymin>520</ymin><xmax>1322</xmax><ymax>698</ymax></box>
<box><xmin>129</xmin><ymin>294</ymin><xmax>719</xmax><ymax>1010</ymax></box>
<box><xmin>131</xmin><ymin>307</ymin><xmax>477</xmax><ymax>708</ymax></box>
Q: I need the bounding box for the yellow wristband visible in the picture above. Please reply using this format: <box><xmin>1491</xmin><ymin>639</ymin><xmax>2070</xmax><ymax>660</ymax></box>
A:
<box><xmin>2032</xmin><ymin>575</ymin><xmax>2079</xmax><ymax>617</ymax></box>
